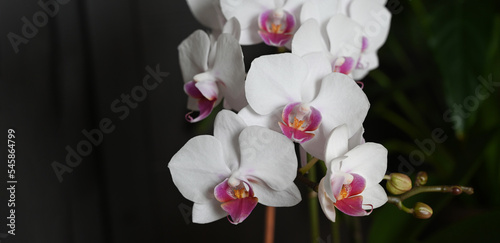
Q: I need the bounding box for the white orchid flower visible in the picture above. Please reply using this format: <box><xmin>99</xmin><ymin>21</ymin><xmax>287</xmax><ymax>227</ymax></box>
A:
<box><xmin>346</xmin><ymin>0</ymin><xmax>392</xmax><ymax>79</ymax></box>
<box><xmin>239</xmin><ymin>53</ymin><xmax>369</xmax><ymax>160</ymax></box>
<box><xmin>178</xmin><ymin>26</ymin><xmax>246</xmax><ymax>123</ymax></box>
<box><xmin>220</xmin><ymin>0</ymin><xmax>307</xmax><ymax>47</ymax></box>
<box><xmin>292</xmin><ymin>15</ymin><xmax>364</xmax><ymax>76</ymax></box>
<box><xmin>318</xmin><ymin>124</ymin><xmax>388</xmax><ymax>222</ymax></box>
<box><xmin>169</xmin><ymin>110</ymin><xmax>301</xmax><ymax>224</ymax></box>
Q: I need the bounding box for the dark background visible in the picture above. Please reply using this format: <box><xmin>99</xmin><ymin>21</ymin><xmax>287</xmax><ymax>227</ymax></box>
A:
<box><xmin>0</xmin><ymin>0</ymin><xmax>499</xmax><ymax>243</ymax></box>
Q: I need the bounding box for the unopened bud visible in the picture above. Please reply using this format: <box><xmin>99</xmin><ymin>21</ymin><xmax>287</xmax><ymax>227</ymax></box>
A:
<box><xmin>386</xmin><ymin>173</ymin><xmax>412</xmax><ymax>195</ymax></box>
<box><xmin>451</xmin><ymin>186</ymin><xmax>462</xmax><ymax>195</ymax></box>
<box><xmin>415</xmin><ymin>171</ymin><xmax>428</xmax><ymax>186</ymax></box>
<box><xmin>413</xmin><ymin>202</ymin><xmax>433</xmax><ymax>219</ymax></box>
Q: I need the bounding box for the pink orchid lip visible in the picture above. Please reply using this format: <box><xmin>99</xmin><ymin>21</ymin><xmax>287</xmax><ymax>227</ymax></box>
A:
<box><xmin>331</xmin><ymin>173</ymin><xmax>373</xmax><ymax>217</ymax></box>
<box><xmin>214</xmin><ymin>178</ymin><xmax>258</xmax><ymax>225</ymax></box>
<box><xmin>333</xmin><ymin>57</ymin><xmax>355</xmax><ymax>75</ymax></box>
<box><xmin>278</xmin><ymin>102</ymin><xmax>322</xmax><ymax>143</ymax></box>
<box><xmin>183</xmin><ymin>80</ymin><xmax>218</xmax><ymax>123</ymax></box>
<box><xmin>258</xmin><ymin>9</ymin><xmax>296</xmax><ymax>47</ymax></box>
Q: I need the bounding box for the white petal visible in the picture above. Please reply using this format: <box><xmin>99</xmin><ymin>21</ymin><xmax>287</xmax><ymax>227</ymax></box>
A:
<box><xmin>352</xmin><ymin>51</ymin><xmax>379</xmax><ymax>80</ymax></box>
<box><xmin>318</xmin><ymin>177</ymin><xmax>337</xmax><ymax>222</ymax></box>
<box><xmin>341</xmin><ymin>142</ymin><xmax>388</xmax><ymax>186</ymax></box>
<box><xmin>222</xmin><ymin>17</ymin><xmax>241</xmax><ymax>41</ymax></box>
<box><xmin>327</xmin><ymin>14</ymin><xmax>363</xmax><ymax>60</ymax></box>
<box><xmin>192</xmin><ymin>201</ymin><xmax>227</xmax><ymax>224</ymax></box>
<box><xmin>220</xmin><ymin>0</ymin><xmax>272</xmax><ymax>29</ymax></box>
<box><xmin>300</xmin><ymin>126</ymin><xmax>328</xmax><ymax>160</ymax></box>
<box><xmin>349</xmin><ymin>0</ymin><xmax>391</xmax><ymax>51</ymax></box>
<box><xmin>238</xmin><ymin>126</ymin><xmax>297</xmax><ymax>191</ymax></box>
<box><xmin>348</xmin><ymin>126</ymin><xmax>365</xmax><ymax>149</ymax></box>
<box><xmin>245</xmin><ymin>53</ymin><xmax>308</xmax><ymax>115</ymax></box>
<box><xmin>239</xmin><ymin>27</ymin><xmax>263</xmax><ymax>45</ymax></box>
<box><xmin>238</xmin><ymin>106</ymin><xmax>282</xmax><ymax>133</ymax></box>
<box><xmin>251</xmin><ymin>181</ymin><xmax>302</xmax><ymax>207</ymax></box>
<box><xmin>309</xmin><ymin>73</ymin><xmax>369</xmax><ymax>138</ymax></box>
<box><xmin>211</xmin><ymin>34</ymin><xmax>247</xmax><ymax>110</ymax></box>
<box><xmin>300</xmin><ymin>0</ymin><xmax>339</xmax><ymax>32</ymax></box>
<box><xmin>360</xmin><ymin>184</ymin><xmax>388</xmax><ymax>210</ymax></box>
<box><xmin>187</xmin><ymin>0</ymin><xmax>226</xmax><ymax>31</ymax></box>
<box><xmin>178</xmin><ymin>30</ymin><xmax>211</xmax><ymax>83</ymax></box>
<box><xmin>324</xmin><ymin>124</ymin><xmax>349</xmax><ymax>162</ymax></box>
<box><xmin>291</xmin><ymin>19</ymin><xmax>329</xmax><ymax>57</ymax></box>
<box><xmin>168</xmin><ymin>135</ymin><xmax>231</xmax><ymax>203</ymax></box>
<box><xmin>214</xmin><ymin>110</ymin><xmax>247</xmax><ymax>171</ymax></box>
<box><xmin>301</xmin><ymin>53</ymin><xmax>333</xmax><ymax>102</ymax></box>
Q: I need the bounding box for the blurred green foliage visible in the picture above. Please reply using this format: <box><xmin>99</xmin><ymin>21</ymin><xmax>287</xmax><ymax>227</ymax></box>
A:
<box><xmin>365</xmin><ymin>0</ymin><xmax>500</xmax><ymax>242</ymax></box>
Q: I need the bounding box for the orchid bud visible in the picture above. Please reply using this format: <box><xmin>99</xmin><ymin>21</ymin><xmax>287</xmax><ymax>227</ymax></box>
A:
<box><xmin>386</xmin><ymin>173</ymin><xmax>412</xmax><ymax>195</ymax></box>
<box><xmin>415</xmin><ymin>171</ymin><xmax>428</xmax><ymax>186</ymax></box>
<box><xmin>413</xmin><ymin>202</ymin><xmax>433</xmax><ymax>219</ymax></box>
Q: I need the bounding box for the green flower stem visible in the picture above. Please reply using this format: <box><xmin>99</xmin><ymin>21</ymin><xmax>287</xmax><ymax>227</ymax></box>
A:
<box><xmin>387</xmin><ymin>185</ymin><xmax>474</xmax><ymax>214</ymax></box>
<box><xmin>299</xmin><ymin>157</ymin><xmax>320</xmax><ymax>175</ymax></box>
<box><xmin>399</xmin><ymin>185</ymin><xmax>474</xmax><ymax>201</ymax></box>
<box><xmin>307</xmin><ymin>165</ymin><xmax>320</xmax><ymax>243</ymax></box>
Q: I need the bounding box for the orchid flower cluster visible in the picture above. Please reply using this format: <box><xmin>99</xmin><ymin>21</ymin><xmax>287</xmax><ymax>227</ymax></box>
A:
<box><xmin>170</xmin><ymin>0</ymin><xmax>394</xmax><ymax>225</ymax></box>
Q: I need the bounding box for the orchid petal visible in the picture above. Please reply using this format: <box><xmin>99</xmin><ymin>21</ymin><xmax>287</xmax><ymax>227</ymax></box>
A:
<box><xmin>212</xmin><ymin>34</ymin><xmax>247</xmax><ymax>110</ymax></box>
<box><xmin>220</xmin><ymin>197</ymin><xmax>259</xmax><ymax>225</ymax></box>
<box><xmin>195</xmin><ymin>80</ymin><xmax>218</xmax><ymax>100</ymax></box>
<box><xmin>325</xmin><ymin>124</ymin><xmax>349</xmax><ymax>162</ymax></box>
<box><xmin>359</xmin><ymin>184</ymin><xmax>388</xmax><ymax>210</ymax></box>
<box><xmin>341</xmin><ymin>143</ymin><xmax>388</xmax><ymax>185</ymax></box>
<box><xmin>238</xmin><ymin>126</ymin><xmax>297</xmax><ymax>191</ymax></box>
<box><xmin>192</xmin><ymin>201</ymin><xmax>227</xmax><ymax>224</ymax></box>
<box><xmin>245</xmin><ymin>53</ymin><xmax>308</xmax><ymax>115</ymax></box>
<box><xmin>301</xmin><ymin>53</ymin><xmax>333</xmax><ymax>102</ymax></box>
<box><xmin>348</xmin><ymin>126</ymin><xmax>365</xmax><ymax>150</ymax></box>
<box><xmin>168</xmin><ymin>136</ymin><xmax>231</xmax><ymax>203</ymax></box>
<box><xmin>309</xmin><ymin>72</ymin><xmax>369</xmax><ymax>138</ymax></box>
<box><xmin>335</xmin><ymin>195</ymin><xmax>371</xmax><ymax>216</ymax></box>
<box><xmin>186</xmin><ymin>0</ymin><xmax>225</xmax><ymax>31</ymax></box>
<box><xmin>250</xmin><ymin>181</ymin><xmax>301</xmax><ymax>207</ymax></box>
<box><xmin>178</xmin><ymin>30</ymin><xmax>211</xmax><ymax>83</ymax></box>
<box><xmin>318</xmin><ymin>177</ymin><xmax>337</xmax><ymax>222</ymax></box>
<box><xmin>214</xmin><ymin>110</ymin><xmax>247</xmax><ymax>170</ymax></box>
<box><xmin>322</xmin><ymin>156</ymin><xmax>346</xmax><ymax>201</ymax></box>
<box><xmin>220</xmin><ymin>0</ymin><xmax>272</xmax><ymax>29</ymax></box>
<box><xmin>214</xmin><ymin>178</ymin><xmax>235</xmax><ymax>202</ymax></box>
<box><xmin>352</xmin><ymin>51</ymin><xmax>379</xmax><ymax>79</ymax></box>
<box><xmin>222</xmin><ymin>17</ymin><xmax>241</xmax><ymax>41</ymax></box>
<box><xmin>348</xmin><ymin>173</ymin><xmax>366</xmax><ymax>196</ymax></box>
<box><xmin>185</xmin><ymin>98</ymin><xmax>216</xmax><ymax>123</ymax></box>
<box><xmin>327</xmin><ymin>14</ymin><xmax>363</xmax><ymax>60</ymax></box>
<box><xmin>349</xmin><ymin>0</ymin><xmax>391</xmax><ymax>51</ymax></box>
<box><xmin>292</xmin><ymin>19</ymin><xmax>328</xmax><ymax>57</ymax></box>
<box><xmin>238</xmin><ymin>106</ymin><xmax>282</xmax><ymax>133</ymax></box>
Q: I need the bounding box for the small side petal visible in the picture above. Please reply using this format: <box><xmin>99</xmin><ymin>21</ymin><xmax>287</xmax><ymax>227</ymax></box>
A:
<box><xmin>324</xmin><ymin>124</ymin><xmax>349</xmax><ymax>162</ymax></box>
<box><xmin>318</xmin><ymin>178</ymin><xmax>337</xmax><ymax>222</ymax></box>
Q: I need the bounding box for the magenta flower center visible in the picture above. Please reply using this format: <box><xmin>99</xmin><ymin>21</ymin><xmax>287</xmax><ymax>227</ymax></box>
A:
<box><xmin>258</xmin><ymin>9</ymin><xmax>296</xmax><ymax>47</ymax></box>
<box><xmin>278</xmin><ymin>102</ymin><xmax>322</xmax><ymax>143</ymax></box>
